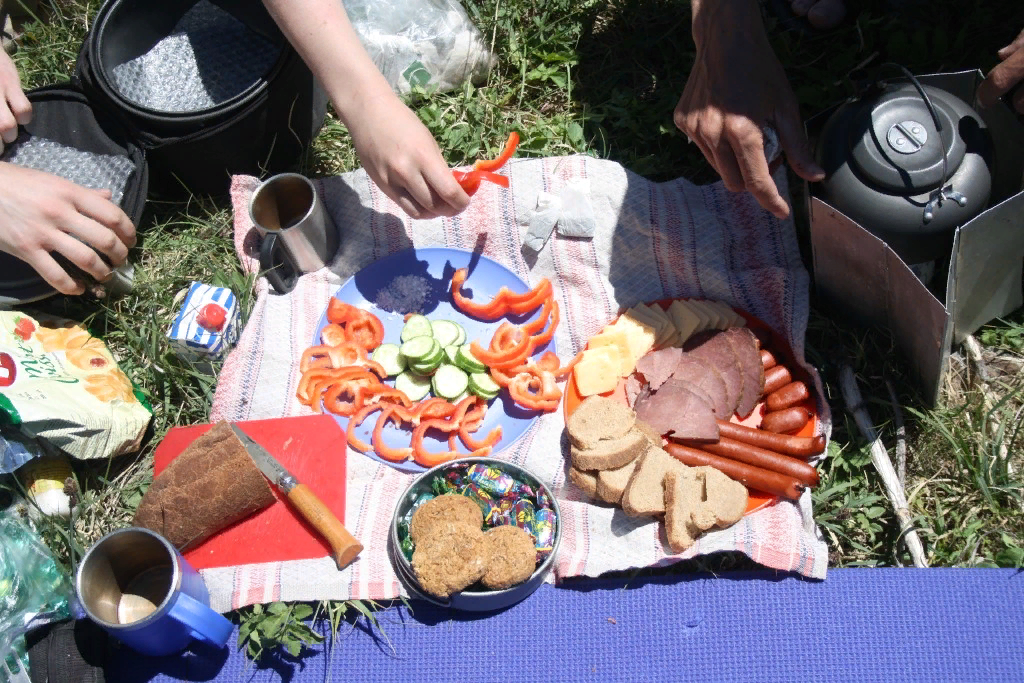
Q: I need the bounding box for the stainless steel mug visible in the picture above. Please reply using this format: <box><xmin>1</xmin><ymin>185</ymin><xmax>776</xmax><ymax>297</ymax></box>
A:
<box><xmin>249</xmin><ymin>173</ymin><xmax>338</xmax><ymax>294</ymax></box>
<box><xmin>75</xmin><ymin>527</ymin><xmax>232</xmax><ymax>657</ymax></box>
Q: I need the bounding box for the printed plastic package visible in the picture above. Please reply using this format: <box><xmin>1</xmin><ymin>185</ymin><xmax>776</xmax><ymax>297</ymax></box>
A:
<box><xmin>166</xmin><ymin>282</ymin><xmax>240</xmax><ymax>363</ymax></box>
<box><xmin>0</xmin><ymin>312</ymin><xmax>152</xmax><ymax>473</ymax></box>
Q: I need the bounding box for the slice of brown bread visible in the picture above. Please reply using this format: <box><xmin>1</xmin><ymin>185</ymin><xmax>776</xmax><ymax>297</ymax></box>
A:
<box><xmin>633</xmin><ymin>419</ymin><xmax>664</xmax><ymax>447</ymax></box>
<box><xmin>596</xmin><ymin>457</ymin><xmax>638</xmax><ymax>504</ymax></box>
<box><xmin>568</xmin><ymin>467</ymin><xmax>599</xmax><ymax>498</ymax></box>
<box><xmin>567</xmin><ymin>395</ymin><xmax>635</xmax><ymax>450</ymax></box>
<box><xmin>699</xmin><ymin>466</ymin><xmax>748</xmax><ymax>527</ymax></box>
<box><xmin>663</xmin><ymin>468</ymin><xmax>703</xmax><ymax>553</ymax></box>
<box><xmin>570</xmin><ymin>428</ymin><xmax>647</xmax><ymax>471</ymax></box>
<box><xmin>620</xmin><ymin>446</ymin><xmax>692</xmax><ymax>518</ymax></box>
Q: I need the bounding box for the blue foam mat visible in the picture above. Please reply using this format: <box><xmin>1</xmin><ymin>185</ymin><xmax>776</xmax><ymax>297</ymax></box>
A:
<box><xmin>105</xmin><ymin>568</ymin><xmax>1024</xmax><ymax>682</ymax></box>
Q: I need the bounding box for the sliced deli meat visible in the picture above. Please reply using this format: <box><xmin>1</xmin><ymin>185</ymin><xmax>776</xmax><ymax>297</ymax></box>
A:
<box><xmin>682</xmin><ymin>331</ymin><xmax>743</xmax><ymax>417</ymax></box>
<box><xmin>722</xmin><ymin>327</ymin><xmax>764</xmax><ymax>418</ymax></box>
<box><xmin>671</xmin><ymin>355</ymin><xmax>730</xmax><ymax>417</ymax></box>
<box><xmin>624</xmin><ymin>375</ymin><xmax>644</xmax><ymax>408</ymax></box>
<box><xmin>634</xmin><ymin>347</ymin><xmax>682</xmax><ymax>391</ymax></box>
<box><xmin>634</xmin><ymin>378</ymin><xmax>719</xmax><ymax>442</ymax></box>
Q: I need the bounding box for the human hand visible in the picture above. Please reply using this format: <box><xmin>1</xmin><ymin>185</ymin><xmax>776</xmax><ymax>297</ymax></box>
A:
<box><xmin>0</xmin><ymin>163</ymin><xmax>136</xmax><ymax>295</ymax></box>
<box><xmin>345</xmin><ymin>91</ymin><xmax>470</xmax><ymax>220</ymax></box>
<box><xmin>0</xmin><ymin>49</ymin><xmax>32</xmax><ymax>153</ymax></box>
<box><xmin>977</xmin><ymin>27</ymin><xmax>1024</xmax><ymax>114</ymax></box>
<box><xmin>674</xmin><ymin>0</ymin><xmax>824</xmax><ymax>219</ymax></box>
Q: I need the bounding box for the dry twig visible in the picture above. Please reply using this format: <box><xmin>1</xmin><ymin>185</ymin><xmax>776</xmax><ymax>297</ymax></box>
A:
<box><xmin>840</xmin><ymin>366</ymin><xmax>928</xmax><ymax>568</ymax></box>
<box><xmin>885</xmin><ymin>379</ymin><xmax>906</xmax><ymax>488</ymax></box>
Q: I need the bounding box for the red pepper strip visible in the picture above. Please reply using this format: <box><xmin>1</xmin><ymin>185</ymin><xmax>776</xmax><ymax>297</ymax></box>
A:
<box><xmin>529</xmin><ymin>299</ymin><xmax>560</xmax><ymax>348</ymax></box>
<box><xmin>360</xmin><ymin>385</ymin><xmax>413</xmax><ymax>408</ymax></box>
<box><xmin>452</xmin><ymin>170</ymin><xmax>509</xmax><ymax>197</ymax></box>
<box><xmin>506</xmin><ymin>282</ymin><xmax>553</xmax><ymax>316</ymax></box>
<box><xmin>501</xmin><ymin>276</ymin><xmax>550</xmax><ymax>307</ymax></box>
<box><xmin>389</xmin><ymin>403</ymin><xmax>421</xmax><ymax>425</ymax></box>
<box><xmin>322</xmin><ymin>381</ymin><xmax>366</xmax><ymax>417</ymax></box>
<box><xmin>300</xmin><ymin>345</ymin><xmax>333</xmax><ymax>372</ymax></box>
<box><xmin>347</xmin><ymin>402</ymin><xmax>384</xmax><ymax>452</ymax></box>
<box><xmin>470</xmin><ymin>328</ymin><xmax>532</xmax><ymax>367</ymax></box>
<box><xmin>418</xmin><ymin>397</ymin><xmax>458</xmax><ymax>420</ymax></box>
<box><xmin>347</xmin><ymin>316</ymin><xmax>383</xmax><ymax>352</ymax></box>
<box><xmin>473</xmin><ymin>131</ymin><xmax>520</xmax><ymax>173</ymax></box>
<box><xmin>373</xmin><ymin>407</ymin><xmax>414</xmax><ymax>462</ymax></box>
<box><xmin>489</xmin><ymin>366</ymin><xmax>513</xmax><ymax>388</ymax></box>
<box><xmin>411</xmin><ymin>418</ymin><xmax>463</xmax><ymax>467</ymax></box>
<box><xmin>327</xmin><ymin>298</ymin><xmax>361</xmax><ymax>324</ymax></box>
<box><xmin>535</xmin><ymin>351</ymin><xmax>560</xmax><ymax>373</ymax></box>
<box><xmin>553</xmin><ymin>351</ymin><xmax>584</xmax><ymax>379</ymax></box>
<box><xmin>450</xmin><ymin>268</ymin><xmax>508</xmax><ymax>320</ymax></box>
<box><xmin>320</xmin><ymin>323</ymin><xmax>348</xmax><ymax>347</ymax></box>
<box><xmin>521</xmin><ymin>297</ymin><xmax>553</xmax><ymax>336</ymax></box>
<box><xmin>508</xmin><ymin>369</ymin><xmax>560</xmax><ymax>412</ymax></box>
<box><xmin>326</xmin><ymin>342</ymin><xmax>364</xmax><ymax>368</ymax></box>
<box><xmin>490</xmin><ymin>323</ymin><xmax>521</xmax><ymax>352</ymax></box>
<box><xmin>297</xmin><ymin>366</ymin><xmax>368</xmax><ymax>404</ymax></box>
<box><xmin>460</xmin><ymin>423</ymin><xmax>502</xmax><ymax>451</ymax></box>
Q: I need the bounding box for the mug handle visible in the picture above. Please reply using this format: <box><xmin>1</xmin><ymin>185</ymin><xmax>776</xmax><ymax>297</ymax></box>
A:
<box><xmin>168</xmin><ymin>593</ymin><xmax>233</xmax><ymax>647</ymax></box>
<box><xmin>259</xmin><ymin>232</ymin><xmax>299</xmax><ymax>294</ymax></box>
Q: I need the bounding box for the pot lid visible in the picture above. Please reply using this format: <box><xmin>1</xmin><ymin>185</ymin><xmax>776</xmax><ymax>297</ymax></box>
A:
<box><xmin>847</xmin><ymin>85</ymin><xmax>967</xmax><ymax>194</ymax></box>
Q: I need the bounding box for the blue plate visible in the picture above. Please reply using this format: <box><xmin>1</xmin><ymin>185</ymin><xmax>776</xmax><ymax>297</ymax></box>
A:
<box><xmin>312</xmin><ymin>247</ymin><xmax>555</xmax><ymax>473</ymax></box>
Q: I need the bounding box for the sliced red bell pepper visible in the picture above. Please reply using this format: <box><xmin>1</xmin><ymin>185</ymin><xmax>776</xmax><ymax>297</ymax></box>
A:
<box><xmin>529</xmin><ymin>299</ymin><xmax>560</xmax><ymax>348</ymax></box>
<box><xmin>505</xmin><ymin>281</ymin><xmax>552</xmax><ymax>316</ymax></box>
<box><xmin>452</xmin><ymin>170</ymin><xmax>509</xmax><ymax>197</ymax></box>
<box><xmin>327</xmin><ymin>298</ymin><xmax>361</xmax><ymax>324</ymax></box>
<box><xmin>347</xmin><ymin>403</ymin><xmax>384</xmax><ymax>452</ymax></box>
<box><xmin>460</xmin><ymin>423</ymin><xmax>502</xmax><ymax>451</ymax></box>
<box><xmin>521</xmin><ymin>297</ymin><xmax>554</xmax><ymax>336</ymax></box>
<box><xmin>347</xmin><ymin>312</ymin><xmax>385</xmax><ymax>352</ymax></box>
<box><xmin>411</xmin><ymin>418</ymin><xmax>463</xmax><ymax>467</ymax></box>
<box><xmin>320</xmin><ymin>323</ymin><xmax>348</xmax><ymax>347</ymax></box>
<box><xmin>322</xmin><ymin>380</ymin><xmax>366</xmax><ymax>417</ymax></box>
<box><xmin>473</xmin><ymin>132</ymin><xmax>520</xmax><ymax>173</ymax></box>
<box><xmin>450</xmin><ymin>268</ymin><xmax>508</xmax><ymax>320</ymax></box>
<box><xmin>417</xmin><ymin>397</ymin><xmax>458</xmax><ymax>420</ymax></box>
<box><xmin>373</xmin><ymin>407</ymin><xmax>414</xmax><ymax>462</ymax></box>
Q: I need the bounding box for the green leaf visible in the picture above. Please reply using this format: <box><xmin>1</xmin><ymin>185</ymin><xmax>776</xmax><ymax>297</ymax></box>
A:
<box><xmin>292</xmin><ymin>604</ymin><xmax>314</xmax><ymax>620</ymax></box>
<box><xmin>268</xmin><ymin>602</ymin><xmax>287</xmax><ymax>615</ymax></box>
<box><xmin>566</xmin><ymin>122</ymin><xmax>584</xmax><ymax>145</ymax></box>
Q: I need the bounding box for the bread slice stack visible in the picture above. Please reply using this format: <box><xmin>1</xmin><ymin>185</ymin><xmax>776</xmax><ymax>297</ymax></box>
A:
<box><xmin>567</xmin><ymin>395</ymin><xmax>748</xmax><ymax>553</ymax></box>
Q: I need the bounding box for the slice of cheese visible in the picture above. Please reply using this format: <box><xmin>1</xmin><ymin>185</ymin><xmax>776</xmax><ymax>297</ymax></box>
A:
<box><xmin>587</xmin><ymin>328</ymin><xmax>636</xmax><ymax>376</ymax></box>
<box><xmin>685</xmin><ymin>300</ymin><xmax>712</xmax><ymax>333</ymax></box>
<box><xmin>668</xmin><ymin>300</ymin><xmax>701</xmax><ymax>343</ymax></box>
<box><xmin>644</xmin><ymin>304</ymin><xmax>676</xmax><ymax>346</ymax></box>
<box><xmin>707</xmin><ymin>300</ymin><xmax>742</xmax><ymax>328</ymax></box>
<box><xmin>645</xmin><ymin>303</ymin><xmax>673</xmax><ymax>326</ymax></box>
<box><xmin>574</xmin><ymin>347</ymin><xmax>622</xmax><ymax>396</ymax></box>
<box><xmin>695</xmin><ymin>300</ymin><xmax>725</xmax><ymax>330</ymax></box>
<box><xmin>626</xmin><ymin>305</ymin><xmax>667</xmax><ymax>338</ymax></box>
<box><xmin>608</xmin><ymin>315</ymin><xmax>657</xmax><ymax>362</ymax></box>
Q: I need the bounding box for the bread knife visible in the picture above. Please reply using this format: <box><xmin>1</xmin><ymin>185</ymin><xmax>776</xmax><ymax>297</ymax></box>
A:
<box><xmin>230</xmin><ymin>423</ymin><xmax>362</xmax><ymax>570</ymax></box>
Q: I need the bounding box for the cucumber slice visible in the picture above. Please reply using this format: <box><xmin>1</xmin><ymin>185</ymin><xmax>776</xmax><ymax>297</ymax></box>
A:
<box><xmin>450</xmin><ymin>390</ymin><xmax>471</xmax><ymax>404</ymax></box>
<box><xmin>430</xmin><ymin>320</ymin><xmax>461</xmax><ymax>348</ymax></box>
<box><xmin>400</xmin><ymin>314</ymin><xmax>433</xmax><ymax>342</ymax></box>
<box><xmin>455</xmin><ymin>344</ymin><xmax>487</xmax><ymax>374</ymax></box>
<box><xmin>399</xmin><ymin>335</ymin><xmax>435</xmax><ymax>361</ymax></box>
<box><xmin>409</xmin><ymin>354</ymin><xmax>443</xmax><ymax>376</ymax></box>
<box><xmin>453</xmin><ymin>323</ymin><xmax>467</xmax><ymax>346</ymax></box>
<box><xmin>370</xmin><ymin>343</ymin><xmax>406</xmax><ymax>377</ymax></box>
<box><xmin>394</xmin><ymin>371</ymin><xmax>431</xmax><ymax>401</ymax></box>
<box><xmin>468</xmin><ymin>372</ymin><xmax>501</xmax><ymax>400</ymax></box>
<box><xmin>419</xmin><ymin>339</ymin><xmax>443</xmax><ymax>365</ymax></box>
<box><xmin>444</xmin><ymin>345</ymin><xmax>460</xmax><ymax>365</ymax></box>
<box><xmin>431</xmin><ymin>364</ymin><xmax>469</xmax><ymax>400</ymax></box>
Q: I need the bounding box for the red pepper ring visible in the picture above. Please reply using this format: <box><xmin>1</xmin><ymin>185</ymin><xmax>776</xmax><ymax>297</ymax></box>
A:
<box><xmin>452</xmin><ymin>169</ymin><xmax>509</xmax><ymax>197</ymax></box>
<box><xmin>322</xmin><ymin>381</ymin><xmax>365</xmax><ymax>417</ymax></box>
<box><xmin>327</xmin><ymin>298</ymin><xmax>361</xmax><ymax>324</ymax></box>
<box><xmin>470</xmin><ymin>327</ymin><xmax>532</xmax><ymax>367</ymax></box>
<box><xmin>450</xmin><ymin>268</ymin><xmax>508</xmax><ymax>321</ymax></box>
<box><xmin>373</xmin><ymin>406</ymin><xmax>414</xmax><ymax>462</ymax></box>
<box><xmin>473</xmin><ymin>131</ymin><xmax>520</xmax><ymax>173</ymax></box>
<box><xmin>411</xmin><ymin>418</ymin><xmax>463</xmax><ymax>467</ymax></box>
<box><xmin>347</xmin><ymin>402</ymin><xmax>384</xmax><ymax>452</ymax></box>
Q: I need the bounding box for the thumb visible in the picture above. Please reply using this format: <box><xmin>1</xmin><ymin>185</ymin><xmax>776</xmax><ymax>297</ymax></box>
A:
<box><xmin>775</xmin><ymin>105</ymin><xmax>825</xmax><ymax>182</ymax></box>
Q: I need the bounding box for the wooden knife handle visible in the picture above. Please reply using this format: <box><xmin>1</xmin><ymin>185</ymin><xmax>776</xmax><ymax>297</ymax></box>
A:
<box><xmin>286</xmin><ymin>483</ymin><xmax>363</xmax><ymax>570</ymax></box>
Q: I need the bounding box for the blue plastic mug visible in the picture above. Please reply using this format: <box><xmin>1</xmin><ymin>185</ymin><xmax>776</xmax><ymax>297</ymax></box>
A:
<box><xmin>75</xmin><ymin>527</ymin><xmax>232</xmax><ymax>657</ymax></box>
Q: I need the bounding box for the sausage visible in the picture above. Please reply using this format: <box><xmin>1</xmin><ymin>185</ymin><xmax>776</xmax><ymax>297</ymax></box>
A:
<box><xmin>715</xmin><ymin>420</ymin><xmax>826</xmax><ymax>458</ymax></box>
<box><xmin>681</xmin><ymin>436</ymin><xmax>819</xmax><ymax>487</ymax></box>
<box><xmin>765</xmin><ymin>381</ymin><xmax>810</xmax><ymax>412</ymax></box>
<box><xmin>760</xmin><ymin>349</ymin><xmax>777</xmax><ymax>370</ymax></box>
<box><xmin>762</xmin><ymin>364</ymin><xmax>792</xmax><ymax>395</ymax></box>
<box><xmin>664</xmin><ymin>442</ymin><xmax>806</xmax><ymax>500</ymax></box>
<box><xmin>761</xmin><ymin>407</ymin><xmax>812</xmax><ymax>435</ymax></box>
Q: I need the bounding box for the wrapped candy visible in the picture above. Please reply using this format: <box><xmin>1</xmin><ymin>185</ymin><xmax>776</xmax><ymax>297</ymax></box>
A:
<box><xmin>513</xmin><ymin>499</ymin><xmax>537</xmax><ymax>538</ymax></box>
<box><xmin>485</xmin><ymin>498</ymin><xmax>517</xmax><ymax>527</ymax></box>
<box><xmin>467</xmin><ymin>464</ymin><xmax>516</xmax><ymax>497</ymax></box>
<box><xmin>533</xmin><ymin>507</ymin><xmax>556</xmax><ymax>561</ymax></box>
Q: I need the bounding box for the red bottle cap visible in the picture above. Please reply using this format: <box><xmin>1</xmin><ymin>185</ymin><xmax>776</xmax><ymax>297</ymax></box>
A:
<box><xmin>197</xmin><ymin>303</ymin><xmax>227</xmax><ymax>332</ymax></box>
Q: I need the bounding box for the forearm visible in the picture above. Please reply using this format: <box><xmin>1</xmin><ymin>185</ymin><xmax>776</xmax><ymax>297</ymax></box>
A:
<box><xmin>262</xmin><ymin>0</ymin><xmax>394</xmax><ymax>127</ymax></box>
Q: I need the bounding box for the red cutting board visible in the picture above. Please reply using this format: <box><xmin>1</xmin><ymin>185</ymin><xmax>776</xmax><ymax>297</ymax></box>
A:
<box><xmin>152</xmin><ymin>415</ymin><xmax>347</xmax><ymax>571</ymax></box>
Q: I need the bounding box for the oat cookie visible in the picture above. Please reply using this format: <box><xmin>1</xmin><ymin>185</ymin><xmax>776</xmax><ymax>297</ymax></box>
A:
<box><xmin>411</xmin><ymin>524</ymin><xmax>489</xmax><ymax>598</ymax></box>
<box><xmin>480</xmin><ymin>525</ymin><xmax>538</xmax><ymax>590</ymax></box>
<box><xmin>409</xmin><ymin>493</ymin><xmax>483</xmax><ymax>544</ymax></box>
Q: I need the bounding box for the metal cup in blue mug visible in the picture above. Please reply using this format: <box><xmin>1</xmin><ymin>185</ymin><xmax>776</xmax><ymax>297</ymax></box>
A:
<box><xmin>75</xmin><ymin>527</ymin><xmax>232</xmax><ymax>657</ymax></box>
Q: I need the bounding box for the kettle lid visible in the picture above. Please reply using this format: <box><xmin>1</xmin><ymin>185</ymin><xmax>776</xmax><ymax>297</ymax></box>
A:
<box><xmin>846</xmin><ymin>83</ymin><xmax>967</xmax><ymax>194</ymax></box>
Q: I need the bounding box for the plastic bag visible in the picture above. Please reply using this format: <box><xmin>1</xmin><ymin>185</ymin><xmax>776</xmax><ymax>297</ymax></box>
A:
<box><xmin>0</xmin><ymin>509</ymin><xmax>72</xmax><ymax>679</ymax></box>
<box><xmin>0</xmin><ymin>311</ymin><xmax>152</xmax><ymax>473</ymax></box>
<box><xmin>343</xmin><ymin>0</ymin><xmax>496</xmax><ymax>94</ymax></box>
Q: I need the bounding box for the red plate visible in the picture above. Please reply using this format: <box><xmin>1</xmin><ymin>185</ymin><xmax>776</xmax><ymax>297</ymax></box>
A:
<box><xmin>562</xmin><ymin>299</ymin><xmax>819</xmax><ymax>514</ymax></box>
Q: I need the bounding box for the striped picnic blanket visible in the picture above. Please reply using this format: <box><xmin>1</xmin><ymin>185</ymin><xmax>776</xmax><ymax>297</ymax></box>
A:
<box><xmin>206</xmin><ymin>156</ymin><xmax>830</xmax><ymax>612</ymax></box>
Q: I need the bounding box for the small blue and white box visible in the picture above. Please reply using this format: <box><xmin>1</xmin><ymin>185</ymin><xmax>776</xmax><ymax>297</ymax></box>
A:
<box><xmin>167</xmin><ymin>282</ymin><xmax>240</xmax><ymax>362</ymax></box>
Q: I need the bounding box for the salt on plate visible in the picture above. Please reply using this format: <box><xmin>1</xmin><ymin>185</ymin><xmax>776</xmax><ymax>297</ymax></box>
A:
<box><xmin>374</xmin><ymin>274</ymin><xmax>437</xmax><ymax>314</ymax></box>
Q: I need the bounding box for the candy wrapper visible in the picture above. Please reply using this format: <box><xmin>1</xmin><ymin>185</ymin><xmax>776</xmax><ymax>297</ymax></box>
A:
<box><xmin>533</xmin><ymin>508</ymin><xmax>556</xmax><ymax>561</ymax></box>
<box><xmin>0</xmin><ymin>312</ymin><xmax>152</xmax><ymax>472</ymax></box>
<box><xmin>467</xmin><ymin>463</ymin><xmax>516</xmax><ymax>497</ymax></box>
<box><xmin>167</xmin><ymin>282</ymin><xmax>240</xmax><ymax>363</ymax></box>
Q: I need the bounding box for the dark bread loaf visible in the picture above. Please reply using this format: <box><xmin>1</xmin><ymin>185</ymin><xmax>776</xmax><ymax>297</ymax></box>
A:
<box><xmin>133</xmin><ymin>421</ymin><xmax>276</xmax><ymax>550</ymax></box>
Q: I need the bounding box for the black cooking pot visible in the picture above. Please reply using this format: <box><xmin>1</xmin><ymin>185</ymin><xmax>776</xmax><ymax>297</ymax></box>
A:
<box><xmin>814</xmin><ymin>76</ymin><xmax>994</xmax><ymax>265</ymax></box>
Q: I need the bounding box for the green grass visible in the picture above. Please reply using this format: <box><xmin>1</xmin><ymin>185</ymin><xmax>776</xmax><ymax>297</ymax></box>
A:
<box><xmin>4</xmin><ymin>0</ymin><xmax>1024</xmax><ymax>660</ymax></box>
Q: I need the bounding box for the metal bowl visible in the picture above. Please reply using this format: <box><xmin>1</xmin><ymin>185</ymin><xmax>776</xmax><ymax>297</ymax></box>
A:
<box><xmin>389</xmin><ymin>457</ymin><xmax>561</xmax><ymax>612</ymax></box>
